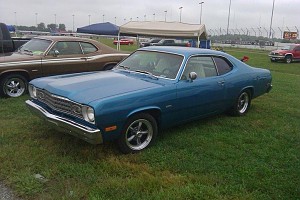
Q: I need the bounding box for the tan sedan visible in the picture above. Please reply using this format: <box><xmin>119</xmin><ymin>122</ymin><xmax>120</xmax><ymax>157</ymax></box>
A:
<box><xmin>0</xmin><ymin>36</ymin><xmax>129</xmax><ymax>97</ymax></box>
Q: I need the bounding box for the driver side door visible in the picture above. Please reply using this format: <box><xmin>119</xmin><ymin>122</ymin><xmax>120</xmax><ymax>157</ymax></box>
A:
<box><xmin>42</xmin><ymin>41</ymin><xmax>88</xmax><ymax>76</ymax></box>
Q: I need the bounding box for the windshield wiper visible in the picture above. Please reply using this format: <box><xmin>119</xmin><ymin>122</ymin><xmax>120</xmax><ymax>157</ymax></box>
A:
<box><xmin>117</xmin><ymin>65</ymin><xmax>130</xmax><ymax>70</ymax></box>
<box><xmin>134</xmin><ymin>70</ymin><xmax>158</xmax><ymax>80</ymax></box>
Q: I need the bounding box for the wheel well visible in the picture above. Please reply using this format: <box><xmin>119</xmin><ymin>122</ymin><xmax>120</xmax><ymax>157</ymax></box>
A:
<box><xmin>103</xmin><ymin>63</ymin><xmax>117</xmax><ymax>70</ymax></box>
<box><xmin>0</xmin><ymin>71</ymin><xmax>30</xmax><ymax>81</ymax></box>
<box><xmin>130</xmin><ymin>109</ymin><xmax>161</xmax><ymax>128</ymax></box>
<box><xmin>243</xmin><ymin>87</ymin><xmax>253</xmax><ymax>99</ymax></box>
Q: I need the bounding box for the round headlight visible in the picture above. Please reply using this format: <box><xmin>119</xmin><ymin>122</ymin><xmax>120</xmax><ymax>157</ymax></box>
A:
<box><xmin>87</xmin><ymin>107</ymin><xmax>95</xmax><ymax>122</ymax></box>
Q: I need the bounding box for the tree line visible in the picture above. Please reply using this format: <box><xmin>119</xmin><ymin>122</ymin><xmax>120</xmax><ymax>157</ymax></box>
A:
<box><xmin>15</xmin><ymin>23</ymin><xmax>67</xmax><ymax>32</ymax></box>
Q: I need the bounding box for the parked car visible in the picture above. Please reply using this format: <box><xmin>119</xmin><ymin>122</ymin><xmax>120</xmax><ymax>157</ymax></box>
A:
<box><xmin>151</xmin><ymin>39</ymin><xmax>191</xmax><ymax>47</ymax></box>
<box><xmin>26</xmin><ymin>46</ymin><xmax>272</xmax><ymax>154</ymax></box>
<box><xmin>269</xmin><ymin>44</ymin><xmax>300</xmax><ymax>63</ymax></box>
<box><xmin>139</xmin><ymin>38</ymin><xmax>161</xmax><ymax>47</ymax></box>
<box><xmin>0</xmin><ymin>36</ymin><xmax>128</xmax><ymax>97</ymax></box>
<box><xmin>113</xmin><ymin>39</ymin><xmax>134</xmax><ymax>45</ymax></box>
<box><xmin>0</xmin><ymin>22</ymin><xmax>31</xmax><ymax>53</ymax></box>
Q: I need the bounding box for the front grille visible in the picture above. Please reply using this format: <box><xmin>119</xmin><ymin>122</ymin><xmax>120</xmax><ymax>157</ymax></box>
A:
<box><xmin>36</xmin><ymin>89</ymin><xmax>83</xmax><ymax>119</ymax></box>
<box><xmin>271</xmin><ymin>52</ymin><xmax>278</xmax><ymax>55</ymax></box>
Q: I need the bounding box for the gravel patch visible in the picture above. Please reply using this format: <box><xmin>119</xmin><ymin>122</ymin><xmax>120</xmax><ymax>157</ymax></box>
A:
<box><xmin>0</xmin><ymin>182</ymin><xmax>20</xmax><ymax>200</ymax></box>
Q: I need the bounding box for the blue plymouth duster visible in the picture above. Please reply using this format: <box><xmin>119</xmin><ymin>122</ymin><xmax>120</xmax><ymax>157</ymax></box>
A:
<box><xmin>26</xmin><ymin>46</ymin><xmax>272</xmax><ymax>153</ymax></box>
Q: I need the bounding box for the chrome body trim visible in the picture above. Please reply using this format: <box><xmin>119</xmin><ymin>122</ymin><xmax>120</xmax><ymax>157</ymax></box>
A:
<box><xmin>26</xmin><ymin>100</ymin><xmax>103</xmax><ymax>144</ymax></box>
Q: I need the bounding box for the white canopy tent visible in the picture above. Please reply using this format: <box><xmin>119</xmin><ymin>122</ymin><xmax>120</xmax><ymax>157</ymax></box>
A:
<box><xmin>117</xmin><ymin>21</ymin><xmax>207</xmax><ymax>50</ymax></box>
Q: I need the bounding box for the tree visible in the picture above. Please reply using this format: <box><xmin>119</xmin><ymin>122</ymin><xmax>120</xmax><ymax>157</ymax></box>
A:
<box><xmin>47</xmin><ymin>23</ymin><xmax>57</xmax><ymax>31</ymax></box>
<box><xmin>37</xmin><ymin>22</ymin><xmax>46</xmax><ymax>31</ymax></box>
<box><xmin>58</xmin><ymin>24</ymin><xmax>66</xmax><ymax>31</ymax></box>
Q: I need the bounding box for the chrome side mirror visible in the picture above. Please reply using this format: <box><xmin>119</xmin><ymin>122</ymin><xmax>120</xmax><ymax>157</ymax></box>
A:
<box><xmin>189</xmin><ymin>72</ymin><xmax>197</xmax><ymax>81</ymax></box>
<box><xmin>54</xmin><ymin>50</ymin><xmax>60</xmax><ymax>57</ymax></box>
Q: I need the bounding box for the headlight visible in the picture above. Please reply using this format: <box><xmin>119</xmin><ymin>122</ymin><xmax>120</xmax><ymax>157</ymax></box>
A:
<box><xmin>29</xmin><ymin>85</ymin><xmax>37</xmax><ymax>98</ymax></box>
<box><xmin>82</xmin><ymin>106</ymin><xmax>95</xmax><ymax>123</ymax></box>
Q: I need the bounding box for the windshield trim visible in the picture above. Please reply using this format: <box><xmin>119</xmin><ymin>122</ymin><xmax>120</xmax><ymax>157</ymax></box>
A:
<box><xmin>116</xmin><ymin>49</ymin><xmax>185</xmax><ymax>81</ymax></box>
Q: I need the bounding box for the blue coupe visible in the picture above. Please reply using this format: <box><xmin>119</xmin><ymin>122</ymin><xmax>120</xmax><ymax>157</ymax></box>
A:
<box><xmin>26</xmin><ymin>46</ymin><xmax>272</xmax><ymax>153</ymax></box>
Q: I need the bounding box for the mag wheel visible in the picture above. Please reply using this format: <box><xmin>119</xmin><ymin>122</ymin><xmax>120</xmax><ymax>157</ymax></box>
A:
<box><xmin>118</xmin><ymin>113</ymin><xmax>158</xmax><ymax>154</ymax></box>
<box><xmin>0</xmin><ymin>74</ymin><xmax>28</xmax><ymax>98</ymax></box>
<box><xmin>230</xmin><ymin>90</ymin><xmax>251</xmax><ymax>116</ymax></box>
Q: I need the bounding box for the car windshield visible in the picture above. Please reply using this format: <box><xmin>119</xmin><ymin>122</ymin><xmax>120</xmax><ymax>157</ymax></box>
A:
<box><xmin>281</xmin><ymin>45</ymin><xmax>294</xmax><ymax>50</ymax></box>
<box><xmin>19</xmin><ymin>39</ymin><xmax>52</xmax><ymax>55</ymax></box>
<box><xmin>117</xmin><ymin>50</ymin><xmax>183</xmax><ymax>79</ymax></box>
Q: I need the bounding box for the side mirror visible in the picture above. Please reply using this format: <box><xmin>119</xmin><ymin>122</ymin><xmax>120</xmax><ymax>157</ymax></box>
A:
<box><xmin>53</xmin><ymin>50</ymin><xmax>60</xmax><ymax>57</ymax></box>
<box><xmin>189</xmin><ymin>72</ymin><xmax>197</xmax><ymax>81</ymax></box>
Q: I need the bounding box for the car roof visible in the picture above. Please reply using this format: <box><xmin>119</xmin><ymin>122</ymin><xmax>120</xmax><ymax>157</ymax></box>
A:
<box><xmin>139</xmin><ymin>46</ymin><xmax>227</xmax><ymax>57</ymax></box>
<box><xmin>34</xmin><ymin>36</ymin><xmax>96</xmax><ymax>43</ymax></box>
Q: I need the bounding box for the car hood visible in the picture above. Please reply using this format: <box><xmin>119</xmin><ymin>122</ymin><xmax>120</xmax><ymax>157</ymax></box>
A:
<box><xmin>30</xmin><ymin>71</ymin><xmax>162</xmax><ymax>104</ymax></box>
<box><xmin>0</xmin><ymin>52</ymin><xmax>41</xmax><ymax>63</ymax></box>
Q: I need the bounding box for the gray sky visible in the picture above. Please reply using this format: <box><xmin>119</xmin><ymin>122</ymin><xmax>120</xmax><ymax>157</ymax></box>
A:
<box><xmin>1</xmin><ymin>0</ymin><xmax>299</xmax><ymax>33</ymax></box>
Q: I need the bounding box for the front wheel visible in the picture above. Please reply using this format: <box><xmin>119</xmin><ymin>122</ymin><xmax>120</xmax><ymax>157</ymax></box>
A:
<box><xmin>285</xmin><ymin>55</ymin><xmax>292</xmax><ymax>64</ymax></box>
<box><xmin>117</xmin><ymin>113</ymin><xmax>158</xmax><ymax>154</ymax></box>
<box><xmin>0</xmin><ymin>74</ymin><xmax>28</xmax><ymax>98</ymax></box>
<box><xmin>230</xmin><ymin>90</ymin><xmax>251</xmax><ymax>116</ymax></box>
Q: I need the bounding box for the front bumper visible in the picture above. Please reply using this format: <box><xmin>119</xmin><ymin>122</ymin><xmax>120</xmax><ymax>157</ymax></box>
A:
<box><xmin>25</xmin><ymin>100</ymin><xmax>103</xmax><ymax>144</ymax></box>
<box><xmin>268</xmin><ymin>55</ymin><xmax>285</xmax><ymax>61</ymax></box>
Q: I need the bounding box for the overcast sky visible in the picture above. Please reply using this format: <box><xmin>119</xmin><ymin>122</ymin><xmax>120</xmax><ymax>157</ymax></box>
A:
<box><xmin>1</xmin><ymin>0</ymin><xmax>299</xmax><ymax>34</ymax></box>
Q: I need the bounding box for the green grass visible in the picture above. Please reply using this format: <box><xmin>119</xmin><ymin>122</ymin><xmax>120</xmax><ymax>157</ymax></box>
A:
<box><xmin>0</xmin><ymin>44</ymin><xmax>300</xmax><ymax>199</ymax></box>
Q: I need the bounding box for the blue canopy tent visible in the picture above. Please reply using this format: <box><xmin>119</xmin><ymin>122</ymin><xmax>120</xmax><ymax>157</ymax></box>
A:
<box><xmin>6</xmin><ymin>25</ymin><xmax>16</xmax><ymax>32</ymax></box>
<box><xmin>77</xmin><ymin>22</ymin><xmax>119</xmax><ymax>36</ymax></box>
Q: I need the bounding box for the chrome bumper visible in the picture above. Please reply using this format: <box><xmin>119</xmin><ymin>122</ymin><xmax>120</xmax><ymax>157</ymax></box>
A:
<box><xmin>25</xmin><ymin>100</ymin><xmax>103</xmax><ymax>144</ymax></box>
<box><xmin>268</xmin><ymin>55</ymin><xmax>285</xmax><ymax>60</ymax></box>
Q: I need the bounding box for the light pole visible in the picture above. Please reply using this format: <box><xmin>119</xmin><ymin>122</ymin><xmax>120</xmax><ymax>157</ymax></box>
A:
<box><xmin>164</xmin><ymin>10</ymin><xmax>167</xmax><ymax>22</ymax></box>
<box><xmin>179</xmin><ymin>7</ymin><xmax>183</xmax><ymax>22</ymax></box>
<box><xmin>102</xmin><ymin>14</ymin><xmax>105</xmax><ymax>23</ymax></box>
<box><xmin>153</xmin><ymin>13</ymin><xmax>155</xmax><ymax>21</ymax></box>
<box><xmin>72</xmin><ymin>14</ymin><xmax>75</xmax><ymax>32</ymax></box>
<box><xmin>137</xmin><ymin>17</ymin><xmax>139</xmax><ymax>21</ymax></box>
<box><xmin>88</xmin><ymin>15</ymin><xmax>91</xmax><ymax>25</ymax></box>
<box><xmin>54</xmin><ymin>14</ymin><xmax>57</xmax><ymax>26</ymax></box>
<box><xmin>226</xmin><ymin>0</ymin><xmax>231</xmax><ymax>35</ymax></box>
<box><xmin>14</xmin><ymin>12</ymin><xmax>17</xmax><ymax>26</ymax></box>
<box><xmin>115</xmin><ymin>17</ymin><xmax>117</xmax><ymax>24</ymax></box>
<box><xmin>35</xmin><ymin>13</ymin><xmax>38</xmax><ymax>27</ymax></box>
<box><xmin>199</xmin><ymin>2</ymin><xmax>204</xmax><ymax>24</ymax></box>
<box><xmin>269</xmin><ymin>0</ymin><xmax>275</xmax><ymax>38</ymax></box>
<box><xmin>144</xmin><ymin>15</ymin><xmax>146</xmax><ymax>21</ymax></box>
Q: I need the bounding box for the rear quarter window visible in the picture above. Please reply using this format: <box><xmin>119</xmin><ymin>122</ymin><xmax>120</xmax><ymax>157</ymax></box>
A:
<box><xmin>80</xmin><ymin>42</ymin><xmax>98</xmax><ymax>54</ymax></box>
<box><xmin>213</xmin><ymin>57</ymin><xmax>233</xmax><ymax>75</ymax></box>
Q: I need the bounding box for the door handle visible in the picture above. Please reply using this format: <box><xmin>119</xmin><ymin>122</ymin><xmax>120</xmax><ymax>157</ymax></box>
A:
<box><xmin>80</xmin><ymin>57</ymin><xmax>87</xmax><ymax>60</ymax></box>
<box><xmin>218</xmin><ymin>80</ymin><xmax>225</xmax><ymax>85</ymax></box>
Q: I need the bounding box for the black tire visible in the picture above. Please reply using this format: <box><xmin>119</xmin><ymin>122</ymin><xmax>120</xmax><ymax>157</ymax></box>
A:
<box><xmin>0</xmin><ymin>74</ymin><xmax>28</xmax><ymax>98</ymax></box>
<box><xmin>230</xmin><ymin>90</ymin><xmax>251</xmax><ymax>116</ymax></box>
<box><xmin>285</xmin><ymin>55</ymin><xmax>292</xmax><ymax>64</ymax></box>
<box><xmin>117</xmin><ymin>113</ymin><xmax>158</xmax><ymax>154</ymax></box>
<box><xmin>270</xmin><ymin>59</ymin><xmax>276</xmax><ymax>62</ymax></box>
<box><xmin>103</xmin><ymin>64</ymin><xmax>116</xmax><ymax>70</ymax></box>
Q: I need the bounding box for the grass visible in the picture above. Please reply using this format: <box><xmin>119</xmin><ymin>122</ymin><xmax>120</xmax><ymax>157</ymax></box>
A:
<box><xmin>0</xmin><ymin>42</ymin><xmax>299</xmax><ymax>199</ymax></box>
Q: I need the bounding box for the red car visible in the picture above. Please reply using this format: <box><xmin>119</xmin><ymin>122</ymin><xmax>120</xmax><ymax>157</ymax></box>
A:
<box><xmin>113</xmin><ymin>39</ymin><xmax>134</xmax><ymax>45</ymax></box>
<box><xmin>269</xmin><ymin>44</ymin><xmax>300</xmax><ymax>63</ymax></box>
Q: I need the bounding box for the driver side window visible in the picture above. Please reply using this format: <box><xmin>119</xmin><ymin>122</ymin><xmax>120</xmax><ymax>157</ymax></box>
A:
<box><xmin>48</xmin><ymin>41</ymin><xmax>83</xmax><ymax>56</ymax></box>
<box><xmin>181</xmin><ymin>56</ymin><xmax>217</xmax><ymax>80</ymax></box>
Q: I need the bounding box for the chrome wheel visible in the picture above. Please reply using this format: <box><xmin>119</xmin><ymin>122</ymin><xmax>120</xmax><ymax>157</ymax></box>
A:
<box><xmin>237</xmin><ymin>92</ymin><xmax>250</xmax><ymax>114</ymax></box>
<box><xmin>125</xmin><ymin>119</ymin><xmax>153</xmax><ymax>151</ymax></box>
<box><xmin>118</xmin><ymin>113</ymin><xmax>158</xmax><ymax>154</ymax></box>
<box><xmin>4</xmin><ymin>77</ymin><xmax>26</xmax><ymax>97</ymax></box>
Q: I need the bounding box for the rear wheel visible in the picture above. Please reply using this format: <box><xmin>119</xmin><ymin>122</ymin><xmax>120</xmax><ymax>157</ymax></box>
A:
<box><xmin>285</xmin><ymin>55</ymin><xmax>292</xmax><ymax>64</ymax></box>
<box><xmin>0</xmin><ymin>74</ymin><xmax>28</xmax><ymax>98</ymax></box>
<box><xmin>117</xmin><ymin>113</ymin><xmax>158</xmax><ymax>154</ymax></box>
<box><xmin>230</xmin><ymin>90</ymin><xmax>251</xmax><ymax>116</ymax></box>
